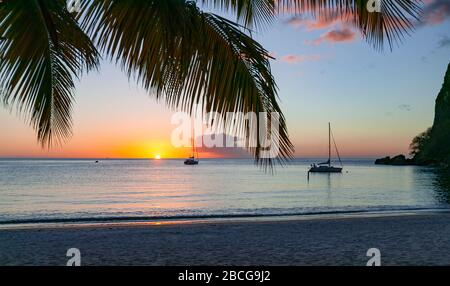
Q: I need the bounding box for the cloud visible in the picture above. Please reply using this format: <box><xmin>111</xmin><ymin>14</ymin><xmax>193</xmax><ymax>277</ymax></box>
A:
<box><xmin>284</xmin><ymin>8</ymin><xmax>356</xmax><ymax>30</ymax></box>
<box><xmin>422</xmin><ymin>0</ymin><xmax>450</xmax><ymax>25</ymax></box>
<box><xmin>284</xmin><ymin>1</ymin><xmax>449</xmax><ymax>36</ymax></box>
<box><xmin>285</xmin><ymin>16</ymin><xmax>305</xmax><ymax>28</ymax></box>
<box><xmin>280</xmin><ymin>54</ymin><xmax>321</xmax><ymax>64</ymax></box>
<box><xmin>398</xmin><ymin>104</ymin><xmax>412</xmax><ymax>112</ymax></box>
<box><xmin>284</xmin><ymin>9</ymin><xmax>359</xmax><ymax>46</ymax></box>
<box><xmin>286</xmin><ymin>16</ymin><xmax>339</xmax><ymax>31</ymax></box>
<box><xmin>306</xmin><ymin>28</ymin><xmax>356</xmax><ymax>45</ymax></box>
<box><xmin>437</xmin><ymin>35</ymin><xmax>450</xmax><ymax>48</ymax></box>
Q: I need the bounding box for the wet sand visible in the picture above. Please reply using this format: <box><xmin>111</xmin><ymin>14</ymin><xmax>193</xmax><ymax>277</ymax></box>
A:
<box><xmin>1</xmin><ymin>211</ymin><xmax>450</xmax><ymax>266</ymax></box>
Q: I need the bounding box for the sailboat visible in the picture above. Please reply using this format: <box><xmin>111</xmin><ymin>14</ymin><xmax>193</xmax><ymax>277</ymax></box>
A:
<box><xmin>184</xmin><ymin>129</ymin><xmax>199</xmax><ymax>165</ymax></box>
<box><xmin>309</xmin><ymin>123</ymin><xmax>343</xmax><ymax>173</ymax></box>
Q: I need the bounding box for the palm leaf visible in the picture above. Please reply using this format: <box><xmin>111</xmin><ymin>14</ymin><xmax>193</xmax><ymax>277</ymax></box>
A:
<box><xmin>200</xmin><ymin>0</ymin><xmax>276</xmax><ymax>30</ymax></box>
<box><xmin>284</xmin><ymin>0</ymin><xmax>422</xmax><ymax>50</ymax></box>
<box><xmin>0</xmin><ymin>0</ymin><xmax>99</xmax><ymax>146</ymax></box>
<box><xmin>278</xmin><ymin>0</ymin><xmax>423</xmax><ymax>50</ymax></box>
<box><xmin>205</xmin><ymin>0</ymin><xmax>422</xmax><ymax>50</ymax></box>
<box><xmin>79</xmin><ymin>0</ymin><xmax>294</xmax><ymax>168</ymax></box>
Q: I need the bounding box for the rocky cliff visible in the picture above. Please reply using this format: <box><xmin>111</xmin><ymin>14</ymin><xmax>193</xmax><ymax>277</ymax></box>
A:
<box><xmin>412</xmin><ymin>63</ymin><xmax>450</xmax><ymax>166</ymax></box>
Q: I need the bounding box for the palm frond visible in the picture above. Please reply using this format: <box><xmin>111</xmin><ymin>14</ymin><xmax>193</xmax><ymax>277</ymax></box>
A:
<box><xmin>0</xmin><ymin>0</ymin><xmax>99</xmax><ymax>146</ymax></box>
<box><xmin>79</xmin><ymin>0</ymin><xmax>294</xmax><ymax>168</ymax></box>
<box><xmin>200</xmin><ymin>0</ymin><xmax>276</xmax><ymax>30</ymax></box>
<box><xmin>201</xmin><ymin>0</ymin><xmax>423</xmax><ymax>50</ymax></box>
<box><xmin>276</xmin><ymin>0</ymin><xmax>422</xmax><ymax>50</ymax></box>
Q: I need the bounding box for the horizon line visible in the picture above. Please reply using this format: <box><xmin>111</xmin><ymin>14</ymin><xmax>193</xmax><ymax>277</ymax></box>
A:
<box><xmin>0</xmin><ymin>155</ymin><xmax>391</xmax><ymax>160</ymax></box>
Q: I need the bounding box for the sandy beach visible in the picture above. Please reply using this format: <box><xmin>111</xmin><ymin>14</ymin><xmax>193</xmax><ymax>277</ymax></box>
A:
<box><xmin>1</xmin><ymin>210</ymin><xmax>450</xmax><ymax>266</ymax></box>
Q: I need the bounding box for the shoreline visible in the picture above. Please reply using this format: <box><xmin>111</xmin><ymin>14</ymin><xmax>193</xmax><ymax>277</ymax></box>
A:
<box><xmin>1</xmin><ymin>207</ymin><xmax>449</xmax><ymax>231</ymax></box>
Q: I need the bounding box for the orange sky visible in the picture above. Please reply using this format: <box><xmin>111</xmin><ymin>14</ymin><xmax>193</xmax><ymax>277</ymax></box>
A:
<box><xmin>0</xmin><ymin>102</ymin><xmax>417</xmax><ymax>159</ymax></box>
<box><xmin>1</xmin><ymin>5</ymin><xmax>448</xmax><ymax>159</ymax></box>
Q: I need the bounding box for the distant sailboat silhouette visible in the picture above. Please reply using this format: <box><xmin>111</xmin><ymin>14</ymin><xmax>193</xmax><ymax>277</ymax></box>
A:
<box><xmin>184</xmin><ymin>127</ymin><xmax>199</xmax><ymax>165</ymax></box>
<box><xmin>309</xmin><ymin>123</ymin><xmax>343</xmax><ymax>173</ymax></box>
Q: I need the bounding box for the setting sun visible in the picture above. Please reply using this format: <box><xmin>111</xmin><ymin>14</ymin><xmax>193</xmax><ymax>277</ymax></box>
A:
<box><xmin>155</xmin><ymin>154</ymin><xmax>161</xmax><ymax>160</ymax></box>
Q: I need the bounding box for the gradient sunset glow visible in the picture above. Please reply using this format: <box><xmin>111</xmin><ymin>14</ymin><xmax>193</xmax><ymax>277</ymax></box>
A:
<box><xmin>0</xmin><ymin>2</ymin><xmax>449</xmax><ymax>159</ymax></box>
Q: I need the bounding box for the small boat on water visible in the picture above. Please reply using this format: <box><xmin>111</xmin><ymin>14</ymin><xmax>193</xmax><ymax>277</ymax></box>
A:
<box><xmin>309</xmin><ymin>123</ymin><xmax>343</xmax><ymax>173</ymax></box>
<box><xmin>184</xmin><ymin>156</ymin><xmax>199</xmax><ymax>165</ymax></box>
<box><xmin>184</xmin><ymin>129</ymin><xmax>199</xmax><ymax>165</ymax></box>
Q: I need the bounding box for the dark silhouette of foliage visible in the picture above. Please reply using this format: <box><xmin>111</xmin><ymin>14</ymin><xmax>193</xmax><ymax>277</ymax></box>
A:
<box><xmin>411</xmin><ymin>63</ymin><xmax>450</xmax><ymax>166</ymax></box>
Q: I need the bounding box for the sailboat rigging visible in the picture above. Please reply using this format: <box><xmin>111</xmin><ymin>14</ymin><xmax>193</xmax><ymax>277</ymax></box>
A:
<box><xmin>308</xmin><ymin>123</ymin><xmax>343</xmax><ymax>173</ymax></box>
<box><xmin>184</xmin><ymin>125</ymin><xmax>199</xmax><ymax>165</ymax></box>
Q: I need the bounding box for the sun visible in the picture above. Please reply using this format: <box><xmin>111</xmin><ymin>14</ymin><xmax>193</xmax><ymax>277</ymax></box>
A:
<box><xmin>155</xmin><ymin>154</ymin><xmax>161</xmax><ymax>160</ymax></box>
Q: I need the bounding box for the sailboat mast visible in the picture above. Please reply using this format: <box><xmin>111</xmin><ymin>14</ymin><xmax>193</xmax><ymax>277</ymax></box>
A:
<box><xmin>191</xmin><ymin>123</ymin><xmax>195</xmax><ymax>158</ymax></box>
<box><xmin>328</xmin><ymin>122</ymin><xmax>331</xmax><ymax>167</ymax></box>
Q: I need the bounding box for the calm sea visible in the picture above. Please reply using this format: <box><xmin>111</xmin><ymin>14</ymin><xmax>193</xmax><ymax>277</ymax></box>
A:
<box><xmin>1</xmin><ymin>158</ymin><xmax>449</xmax><ymax>225</ymax></box>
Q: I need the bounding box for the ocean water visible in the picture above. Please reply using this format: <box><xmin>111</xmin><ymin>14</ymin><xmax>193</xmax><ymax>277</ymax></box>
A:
<box><xmin>0</xmin><ymin>158</ymin><xmax>450</xmax><ymax>224</ymax></box>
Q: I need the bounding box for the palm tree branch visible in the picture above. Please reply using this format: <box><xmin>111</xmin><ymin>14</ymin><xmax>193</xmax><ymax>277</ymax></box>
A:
<box><xmin>79</xmin><ymin>0</ymin><xmax>294</xmax><ymax>167</ymax></box>
<box><xmin>200</xmin><ymin>0</ymin><xmax>276</xmax><ymax>30</ymax></box>
<box><xmin>203</xmin><ymin>0</ymin><xmax>422</xmax><ymax>50</ymax></box>
<box><xmin>0</xmin><ymin>0</ymin><xmax>99</xmax><ymax>146</ymax></box>
<box><xmin>277</xmin><ymin>0</ymin><xmax>422</xmax><ymax>50</ymax></box>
